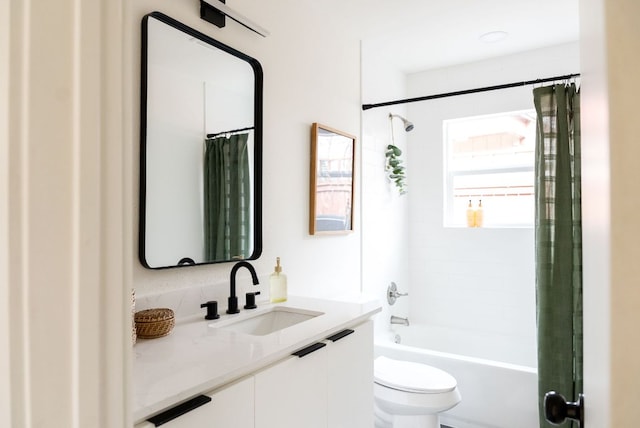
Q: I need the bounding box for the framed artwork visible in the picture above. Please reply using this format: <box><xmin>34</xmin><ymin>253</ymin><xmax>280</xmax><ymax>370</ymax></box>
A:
<box><xmin>309</xmin><ymin>123</ymin><xmax>356</xmax><ymax>235</ymax></box>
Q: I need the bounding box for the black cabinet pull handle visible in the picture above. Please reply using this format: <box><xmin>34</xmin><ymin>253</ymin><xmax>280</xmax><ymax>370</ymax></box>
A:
<box><xmin>147</xmin><ymin>394</ymin><xmax>212</xmax><ymax>426</ymax></box>
<box><xmin>326</xmin><ymin>329</ymin><xmax>354</xmax><ymax>342</ymax></box>
<box><xmin>292</xmin><ymin>342</ymin><xmax>326</xmax><ymax>358</ymax></box>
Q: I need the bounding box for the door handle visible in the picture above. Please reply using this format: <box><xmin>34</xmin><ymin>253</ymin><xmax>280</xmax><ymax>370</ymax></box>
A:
<box><xmin>544</xmin><ymin>391</ymin><xmax>584</xmax><ymax>427</ymax></box>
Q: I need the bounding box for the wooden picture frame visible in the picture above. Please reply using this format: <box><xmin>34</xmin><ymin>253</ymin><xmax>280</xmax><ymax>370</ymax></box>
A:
<box><xmin>309</xmin><ymin>123</ymin><xmax>356</xmax><ymax>235</ymax></box>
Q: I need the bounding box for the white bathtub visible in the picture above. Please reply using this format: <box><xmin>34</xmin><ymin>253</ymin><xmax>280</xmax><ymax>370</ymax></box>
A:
<box><xmin>374</xmin><ymin>326</ymin><xmax>539</xmax><ymax>428</ymax></box>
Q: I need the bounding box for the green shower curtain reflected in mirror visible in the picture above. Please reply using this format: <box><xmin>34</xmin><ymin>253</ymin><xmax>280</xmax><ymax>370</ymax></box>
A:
<box><xmin>204</xmin><ymin>133</ymin><xmax>251</xmax><ymax>261</ymax></box>
<box><xmin>534</xmin><ymin>83</ymin><xmax>582</xmax><ymax>428</ymax></box>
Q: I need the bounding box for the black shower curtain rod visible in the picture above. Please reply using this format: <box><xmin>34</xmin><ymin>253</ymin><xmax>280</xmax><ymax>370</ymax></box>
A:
<box><xmin>206</xmin><ymin>126</ymin><xmax>254</xmax><ymax>139</ymax></box>
<box><xmin>361</xmin><ymin>73</ymin><xmax>581</xmax><ymax>111</ymax></box>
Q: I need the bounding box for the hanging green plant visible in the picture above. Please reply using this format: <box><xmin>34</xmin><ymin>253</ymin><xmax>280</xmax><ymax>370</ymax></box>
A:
<box><xmin>385</xmin><ymin>144</ymin><xmax>407</xmax><ymax>195</ymax></box>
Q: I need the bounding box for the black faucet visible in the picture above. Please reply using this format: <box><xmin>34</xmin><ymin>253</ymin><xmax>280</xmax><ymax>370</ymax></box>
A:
<box><xmin>227</xmin><ymin>261</ymin><xmax>259</xmax><ymax>314</ymax></box>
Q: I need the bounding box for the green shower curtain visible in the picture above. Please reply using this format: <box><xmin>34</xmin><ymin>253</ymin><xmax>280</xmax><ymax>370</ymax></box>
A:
<box><xmin>204</xmin><ymin>133</ymin><xmax>251</xmax><ymax>261</ymax></box>
<box><xmin>534</xmin><ymin>83</ymin><xmax>582</xmax><ymax>428</ymax></box>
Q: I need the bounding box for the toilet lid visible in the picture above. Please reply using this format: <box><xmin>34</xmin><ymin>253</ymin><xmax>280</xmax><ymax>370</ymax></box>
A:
<box><xmin>374</xmin><ymin>356</ymin><xmax>457</xmax><ymax>393</ymax></box>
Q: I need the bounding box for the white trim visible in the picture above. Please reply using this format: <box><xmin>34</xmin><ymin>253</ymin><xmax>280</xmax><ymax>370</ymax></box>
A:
<box><xmin>5</xmin><ymin>0</ymin><xmax>130</xmax><ymax>425</ymax></box>
<box><xmin>581</xmin><ymin>0</ymin><xmax>640</xmax><ymax>426</ymax></box>
<box><xmin>0</xmin><ymin>0</ymin><xmax>10</xmax><ymax>424</ymax></box>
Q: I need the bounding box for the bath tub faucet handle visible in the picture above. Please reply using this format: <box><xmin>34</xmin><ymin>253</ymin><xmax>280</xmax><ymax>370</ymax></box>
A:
<box><xmin>387</xmin><ymin>282</ymin><xmax>408</xmax><ymax>305</ymax></box>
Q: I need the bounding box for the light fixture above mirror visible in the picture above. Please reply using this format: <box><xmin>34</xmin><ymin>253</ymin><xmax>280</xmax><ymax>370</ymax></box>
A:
<box><xmin>200</xmin><ymin>0</ymin><xmax>270</xmax><ymax>37</ymax></box>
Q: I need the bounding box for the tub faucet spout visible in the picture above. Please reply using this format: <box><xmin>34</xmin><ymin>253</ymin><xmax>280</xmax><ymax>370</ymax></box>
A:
<box><xmin>390</xmin><ymin>315</ymin><xmax>409</xmax><ymax>326</ymax></box>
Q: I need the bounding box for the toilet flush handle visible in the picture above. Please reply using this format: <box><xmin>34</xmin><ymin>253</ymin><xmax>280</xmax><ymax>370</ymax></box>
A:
<box><xmin>387</xmin><ymin>282</ymin><xmax>408</xmax><ymax>305</ymax></box>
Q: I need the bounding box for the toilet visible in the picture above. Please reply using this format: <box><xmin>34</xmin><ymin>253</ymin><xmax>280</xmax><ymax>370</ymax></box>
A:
<box><xmin>374</xmin><ymin>356</ymin><xmax>461</xmax><ymax>428</ymax></box>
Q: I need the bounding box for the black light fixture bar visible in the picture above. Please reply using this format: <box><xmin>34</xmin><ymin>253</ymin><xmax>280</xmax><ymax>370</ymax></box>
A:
<box><xmin>200</xmin><ymin>0</ymin><xmax>270</xmax><ymax>37</ymax></box>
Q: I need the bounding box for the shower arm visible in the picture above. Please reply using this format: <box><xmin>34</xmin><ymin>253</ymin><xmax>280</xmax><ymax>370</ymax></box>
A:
<box><xmin>387</xmin><ymin>282</ymin><xmax>408</xmax><ymax>305</ymax></box>
<box><xmin>389</xmin><ymin>113</ymin><xmax>414</xmax><ymax>132</ymax></box>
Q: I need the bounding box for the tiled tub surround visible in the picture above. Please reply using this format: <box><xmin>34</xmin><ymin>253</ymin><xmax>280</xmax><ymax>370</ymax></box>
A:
<box><xmin>133</xmin><ymin>295</ymin><xmax>381</xmax><ymax>423</ymax></box>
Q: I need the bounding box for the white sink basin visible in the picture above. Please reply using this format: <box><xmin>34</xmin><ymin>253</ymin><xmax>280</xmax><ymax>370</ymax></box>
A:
<box><xmin>213</xmin><ymin>307</ymin><xmax>324</xmax><ymax>336</ymax></box>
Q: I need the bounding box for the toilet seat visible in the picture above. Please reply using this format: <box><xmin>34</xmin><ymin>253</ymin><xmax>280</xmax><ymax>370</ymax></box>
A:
<box><xmin>374</xmin><ymin>356</ymin><xmax>457</xmax><ymax>394</ymax></box>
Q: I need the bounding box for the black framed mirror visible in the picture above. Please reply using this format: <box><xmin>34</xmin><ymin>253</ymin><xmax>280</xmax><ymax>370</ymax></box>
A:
<box><xmin>139</xmin><ymin>12</ymin><xmax>262</xmax><ymax>269</ymax></box>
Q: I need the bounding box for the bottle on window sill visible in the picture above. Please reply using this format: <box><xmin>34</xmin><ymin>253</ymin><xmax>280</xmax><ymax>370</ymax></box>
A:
<box><xmin>475</xmin><ymin>200</ymin><xmax>484</xmax><ymax>228</ymax></box>
<box><xmin>466</xmin><ymin>200</ymin><xmax>476</xmax><ymax>228</ymax></box>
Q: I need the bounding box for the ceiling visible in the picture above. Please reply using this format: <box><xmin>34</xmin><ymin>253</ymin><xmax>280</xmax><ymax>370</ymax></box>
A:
<box><xmin>346</xmin><ymin>0</ymin><xmax>580</xmax><ymax>73</ymax></box>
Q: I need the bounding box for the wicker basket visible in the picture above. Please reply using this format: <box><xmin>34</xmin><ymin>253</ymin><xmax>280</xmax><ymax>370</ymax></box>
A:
<box><xmin>134</xmin><ymin>308</ymin><xmax>175</xmax><ymax>339</ymax></box>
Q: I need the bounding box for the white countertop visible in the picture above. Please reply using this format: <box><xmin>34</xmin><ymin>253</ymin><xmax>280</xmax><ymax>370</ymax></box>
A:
<box><xmin>132</xmin><ymin>295</ymin><xmax>381</xmax><ymax>423</ymax></box>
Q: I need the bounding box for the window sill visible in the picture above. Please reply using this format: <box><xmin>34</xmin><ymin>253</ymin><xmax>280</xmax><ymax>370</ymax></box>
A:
<box><xmin>444</xmin><ymin>224</ymin><xmax>533</xmax><ymax>229</ymax></box>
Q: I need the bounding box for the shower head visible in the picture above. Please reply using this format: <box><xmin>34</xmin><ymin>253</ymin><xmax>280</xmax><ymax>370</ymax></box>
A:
<box><xmin>404</xmin><ymin>120</ymin><xmax>415</xmax><ymax>132</ymax></box>
<box><xmin>389</xmin><ymin>113</ymin><xmax>415</xmax><ymax>132</ymax></box>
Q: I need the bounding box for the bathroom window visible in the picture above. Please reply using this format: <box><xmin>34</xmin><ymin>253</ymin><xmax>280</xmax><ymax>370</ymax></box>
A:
<box><xmin>444</xmin><ymin>110</ymin><xmax>536</xmax><ymax>228</ymax></box>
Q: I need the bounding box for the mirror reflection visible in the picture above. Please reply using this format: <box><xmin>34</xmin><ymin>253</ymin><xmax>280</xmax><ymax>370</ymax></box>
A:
<box><xmin>140</xmin><ymin>12</ymin><xmax>262</xmax><ymax>269</ymax></box>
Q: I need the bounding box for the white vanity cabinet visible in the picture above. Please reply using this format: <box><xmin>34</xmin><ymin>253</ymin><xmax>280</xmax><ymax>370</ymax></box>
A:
<box><xmin>254</xmin><ymin>320</ymin><xmax>373</xmax><ymax>428</ymax></box>
<box><xmin>255</xmin><ymin>343</ymin><xmax>328</xmax><ymax>428</ymax></box>
<box><xmin>327</xmin><ymin>320</ymin><xmax>374</xmax><ymax>428</ymax></box>
<box><xmin>135</xmin><ymin>376</ymin><xmax>254</xmax><ymax>428</ymax></box>
<box><xmin>133</xmin><ymin>301</ymin><xmax>379</xmax><ymax>428</ymax></box>
<box><xmin>204</xmin><ymin>376</ymin><xmax>254</xmax><ymax>427</ymax></box>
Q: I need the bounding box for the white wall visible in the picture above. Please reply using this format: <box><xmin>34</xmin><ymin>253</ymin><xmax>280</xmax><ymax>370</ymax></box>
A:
<box><xmin>144</xmin><ymin>60</ymin><xmax>206</xmax><ymax>266</ymax></box>
<box><xmin>361</xmin><ymin>45</ymin><xmax>412</xmax><ymax>334</ymax></box>
<box><xmin>362</xmin><ymin>43</ymin><xmax>580</xmax><ymax>367</ymax></box>
<box><xmin>132</xmin><ymin>0</ymin><xmax>364</xmax><ymax>306</ymax></box>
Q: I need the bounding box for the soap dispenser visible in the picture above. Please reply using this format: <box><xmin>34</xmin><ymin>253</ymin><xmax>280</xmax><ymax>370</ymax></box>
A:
<box><xmin>269</xmin><ymin>257</ymin><xmax>287</xmax><ymax>303</ymax></box>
